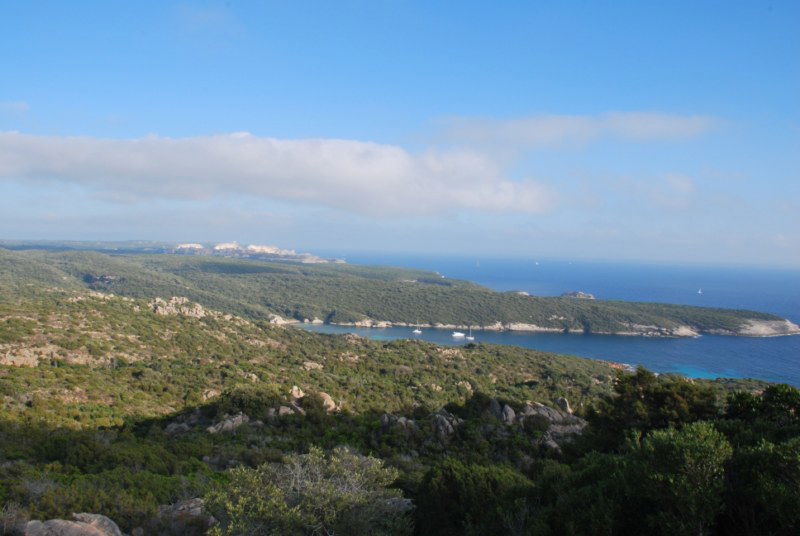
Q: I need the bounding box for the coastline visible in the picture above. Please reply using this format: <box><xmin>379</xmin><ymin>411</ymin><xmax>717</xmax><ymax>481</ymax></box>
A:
<box><xmin>279</xmin><ymin>317</ymin><xmax>800</xmax><ymax>338</ymax></box>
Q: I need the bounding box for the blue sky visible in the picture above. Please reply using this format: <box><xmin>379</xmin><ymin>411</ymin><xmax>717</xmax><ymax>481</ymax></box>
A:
<box><xmin>1</xmin><ymin>1</ymin><xmax>798</xmax><ymax>265</ymax></box>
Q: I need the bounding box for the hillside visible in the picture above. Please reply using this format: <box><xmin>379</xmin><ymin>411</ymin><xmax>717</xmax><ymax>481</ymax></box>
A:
<box><xmin>0</xmin><ymin>290</ymin><xmax>618</xmax><ymax>425</ymax></box>
<box><xmin>0</xmin><ymin>290</ymin><xmax>796</xmax><ymax>536</ymax></box>
<box><xmin>1</xmin><ymin>247</ymin><xmax>797</xmax><ymax>337</ymax></box>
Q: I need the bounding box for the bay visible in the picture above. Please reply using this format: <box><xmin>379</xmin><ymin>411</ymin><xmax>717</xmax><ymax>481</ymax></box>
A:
<box><xmin>304</xmin><ymin>253</ymin><xmax>800</xmax><ymax>385</ymax></box>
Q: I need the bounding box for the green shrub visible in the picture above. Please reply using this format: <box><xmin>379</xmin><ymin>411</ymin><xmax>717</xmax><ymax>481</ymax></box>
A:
<box><xmin>636</xmin><ymin>421</ymin><xmax>733</xmax><ymax>535</ymax></box>
<box><xmin>0</xmin><ymin>318</ymin><xmax>35</xmax><ymax>344</ymax></box>
<box><xmin>214</xmin><ymin>384</ymin><xmax>284</xmax><ymax>420</ymax></box>
<box><xmin>205</xmin><ymin>446</ymin><xmax>411</xmax><ymax>536</ymax></box>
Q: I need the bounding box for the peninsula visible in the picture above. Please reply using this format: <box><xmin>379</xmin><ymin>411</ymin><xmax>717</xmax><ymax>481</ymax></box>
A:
<box><xmin>1</xmin><ymin>244</ymin><xmax>797</xmax><ymax>338</ymax></box>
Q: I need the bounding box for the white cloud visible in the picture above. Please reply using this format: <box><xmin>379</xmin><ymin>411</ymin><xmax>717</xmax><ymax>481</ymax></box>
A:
<box><xmin>440</xmin><ymin>112</ymin><xmax>717</xmax><ymax>147</ymax></box>
<box><xmin>0</xmin><ymin>131</ymin><xmax>553</xmax><ymax>216</ymax></box>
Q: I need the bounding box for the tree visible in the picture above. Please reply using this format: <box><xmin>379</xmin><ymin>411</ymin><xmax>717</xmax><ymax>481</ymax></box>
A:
<box><xmin>721</xmin><ymin>437</ymin><xmax>800</xmax><ymax>536</ymax></box>
<box><xmin>414</xmin><ymin>458</ymin><xmax>535</xmax><ymax>536</ymax></box>
<box><xmin>726</xmin><ymin>384</ymin><xmax>800</xmax><ymax>425</ymax></box>
<box><xmin>637</xmin><ymin>421</ymin><xmax>733</xmax><ymax>536</ymax></box>
<box><xmin>587</xmin><ymin>368</ymin><xmax>718</xmax><ymax>449</ymax></box>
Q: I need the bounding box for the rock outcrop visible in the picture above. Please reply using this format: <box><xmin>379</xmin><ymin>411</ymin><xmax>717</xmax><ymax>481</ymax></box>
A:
<box><xmin>380</xmin><ymin>413</ymin><xmax>418</xmax><ymax>433</ymax></box>
<box><xmin>20</xmin><ymin>513</ymin><xmax>123</xmax><ymax>536</ymax></box>
<box><xmin>516</xmin><ymin>401</ymin><xmax>586</xmax><ymax>452</ymax></box>
<box><xmin>616</xmin><ymin>323</ymin><xmax>699</xmax><ymax>337</ymax></box>
<box><xmin>378</xmin><ymin>397</ymin><xmax>584</xmax><ymax>449</ymax></box>
<box><xmin>268</xmin><ymin>313</ymin><xmax>293</xmax><ymax>325</ymax></box>
<box><xmin>266</xmin><ymin>402</ymin><xmax>306</xmax><ymax>418</ymax></box>
<box><xmin>277</xmin><ymin>405</ymin><xmax>296</xmax><ymax>417</ymax></box>
<box><xmin>206</xmin><ymin>413</ymin><xmax>255</xmax><ymax>434</ymax></box>
<box><xmin>485</xmin><ymin>398</ymin><xmax>518</xmax><ymax>425</ymax></box>
<box><xmin>555</xmin><ymin>396</ymin><xmax>573</xmax><ymax>415</ymax></box>
<box><xmin>201</xmin><ymin>388</ymin><xmax>220</xmax><ymax>402</ymax></box>
<box><xmin>723</xmin><ymin>319</ymin><xmax>800</xmax><ymax>337</ymax></box>
<box><xmin>149</xmin><ymin>297</ymin><xmax>205</xmax><ymax>318</ymax></box>
<box><xmin>501</xmin><ymin>404</ymin><xmax>516</xmax><ymax>424</ymax></box>
<box><xmin>152</xmin><ymin>498</ymin><xmax>215</xmax><ymax>535</ymax></box>
<box><xmin>456</xmin><ymin>380</ymin><xmax>473</xmax><ymax>393</ymax></box>
<box><xmin>318</xmin><ymin>392</ymin><xmax>338</xmax><ymax>412</ymax></box>
<box><xmin>430</xmin><ymin>409</ymin><xmax>464</xmax><ymax>439</ymax></box>
<box><xmin>488</xmin><ymin>397</ymin><xmax>503</xmax><ymax>419</ymax></box>
<box><xmin>164</xmin><ymin>422</ymin><xmax>190</xmax><ymax>435</ymax></box>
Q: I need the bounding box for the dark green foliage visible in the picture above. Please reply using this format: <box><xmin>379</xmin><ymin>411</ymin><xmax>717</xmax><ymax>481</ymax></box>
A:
<box><xmin>586</xmin><ymin>368</ymin><xmax>718</xmax><ymax>449</ymax></box>
<box><xmin>635</xmin><ymin>422</ymin><xmax>733</xmax><ymax>535</ymax></box>
<box><xmin>214</xmin><ymin>384</ymin><xmax>284</xmax><ymax>420</ymax></box>
<box><xmin>720</xmin><ymin>437</ymin><xmax>800</xmax><ymax>536</ymax></box>
<box><xmin>541</xmin><ymin>422</ymin><xmax>733</xmax><ymax>536</ymax></box>
<box><xmin>539</xmin><ymin>452</ymin><xmax>638</xmax><ymax>535</ymax></box>
<box><xmin>415</xmin><ymin>458</ymin><xmax>535</xmax><ymax>536</ymax></box>
<box><xmin>726</xmin><ymin>383</ymin><xmax>800</xmax><ymax>425</ymax></box>
<box><xmin>0</xmin><ymin>420</ymin><xmax>212</xmax><ymax>531</ymax></box>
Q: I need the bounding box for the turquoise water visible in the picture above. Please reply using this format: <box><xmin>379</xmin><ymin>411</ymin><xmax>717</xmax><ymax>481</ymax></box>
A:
<box><xmin>304</xmin><ymin>254</ymin><xmax>800</xmax><ymax>385</ymax></box>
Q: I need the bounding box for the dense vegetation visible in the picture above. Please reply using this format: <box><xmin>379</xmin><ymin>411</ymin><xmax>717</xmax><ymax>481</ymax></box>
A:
<box><xmin>0</xmin><ymin>288</ymin><xmax>796</xmax><ymax>535</ymax></box>
<box><xmin>0</xmin><ymin>247</ymin><xmax>787</xmax><ymax>335</ymax></box>
<box><xmin>0</xmin><ymin>292</ymin><xmax>617</xmax><ymax>421</ymax></box>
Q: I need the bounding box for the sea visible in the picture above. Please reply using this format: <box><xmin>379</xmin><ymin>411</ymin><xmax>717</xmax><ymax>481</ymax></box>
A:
<box><xmin>300</xmin><ymin>254</ymin><xmax>800</xmax><ymax>386</ymax></box>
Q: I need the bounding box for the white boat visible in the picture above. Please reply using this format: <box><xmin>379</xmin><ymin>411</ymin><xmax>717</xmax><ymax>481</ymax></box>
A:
<box><xmin>412</xmin><ymin>327</ymin><xmax>422</xmax><ymax>335</ymax></box>
<box><xmin>697</xmin><ymin>288</ymin><xmax>703</xmax><ymax>295</ymax></box>
<box><xmin>465</xmin><ymin>327</ymin><xmax>475</xmax><ymax>341</ymax></box>
<box><xmin>452</xmin><ymin>331</ymin><xmax>465</xmax><ymax>338</ymax></box>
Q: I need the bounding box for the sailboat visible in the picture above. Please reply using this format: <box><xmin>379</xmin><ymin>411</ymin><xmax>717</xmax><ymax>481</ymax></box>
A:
<box><xmin>465</xmin><ymin>327</ymin><xmax>475</xmax><ymax>341</ymax></box>
<box><xmin>697</xmin><ymin>288</ymin><xmax>703</xmax><ymax>295</ymax></box>
<box><xmin>412</xmin><ymin>319</ymin><xmax>423</xmax><ymax>335</ymax></box>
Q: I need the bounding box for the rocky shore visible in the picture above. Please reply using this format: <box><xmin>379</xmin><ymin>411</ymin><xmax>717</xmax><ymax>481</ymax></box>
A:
<box><xmin>707</xmin><ymin>319</ymin><xmax>800</xmax><ymax>337</ymax></box>
<box><xmin>323</xmin><ymin>318</ymin><xmax>800</xmax><ymax>338</ymax></box>
<box><xmin>140</xmin><ymin>297</ymin><xmax>800</xmax><ymax>338</ymax></box>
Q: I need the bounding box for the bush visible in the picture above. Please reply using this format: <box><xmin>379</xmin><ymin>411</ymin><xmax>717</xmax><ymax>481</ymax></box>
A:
<box><xmin>0</xmin><ymin>318</ymin><xmax>35</xmax><ymax>344</ymax></box>
<box><xmin>214</xmin><ymin>384</ymin><xmax>284</xmax><ymax>420</ymax></box>
<box><xmin>205</xmin><ymin>446</ymin><xmax>411</xmax><ymax>536</ymax></box>
<box><xmin>636</xmin><ymin>421</ymin><xmax>733</xmax><ymax>535</ymax></box>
